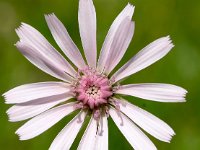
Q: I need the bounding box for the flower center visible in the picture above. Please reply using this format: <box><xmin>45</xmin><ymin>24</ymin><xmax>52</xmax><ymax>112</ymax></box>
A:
<box><xmin>85</xmin><ymin>85</ymin><xmax>100</xmax><ymax>98</ymax></box>
<box><xmin>74</xmin><ymin>67</ymin><xmax>113</xmax><ymax>109</ymax></box>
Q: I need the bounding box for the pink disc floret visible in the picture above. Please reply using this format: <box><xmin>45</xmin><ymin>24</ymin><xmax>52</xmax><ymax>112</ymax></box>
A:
<box><xmin>74</xmin><ymin>67</ymin><xmax>113</xmax><ymax>109</ymax></box>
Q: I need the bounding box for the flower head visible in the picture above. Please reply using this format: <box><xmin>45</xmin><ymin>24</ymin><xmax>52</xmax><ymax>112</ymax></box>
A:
<box><xmin>3</xmin><ymin>0</ymin><xmax>187</xmax><ymax>150</ymax></box>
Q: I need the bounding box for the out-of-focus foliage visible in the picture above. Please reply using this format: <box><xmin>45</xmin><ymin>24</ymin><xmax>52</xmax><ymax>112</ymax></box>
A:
<box><xmin>0</xmin><ymin>0</ymin><xmax>199</xmax><ymax>149</ymax></box>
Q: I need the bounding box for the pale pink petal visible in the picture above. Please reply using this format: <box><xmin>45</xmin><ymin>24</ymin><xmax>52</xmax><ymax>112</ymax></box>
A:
<box><xmin>77</xmin><ymin>117</ymin><xmax>97</xmax><ymax>150</ymax></box>
<box><xmin>116</xmin><ymin>83</ymin><xmax>187</xmax><ymax>102</ymax></box>
<box><xmin>78</xmin><ymin>0</ymin><xmax>97</xmax><ymax>67</ymax></box>
<box><xmin>109</xmin><ymin>108</ymin><xmax>157</xmax><ymax>150</ymax></box>
<box><xmin>98</xmin><ymin>4</ymin><xmax>134</xmax><ymax>72</ymax></box>
<box><xmin>16</xmin><ymin>23</ymin><xmax>76</xmax><ymax>80</ymax></box>
<box><xmin>7</xmin><ymin>95</ymin><xmax>72</xmax><ymax>122</ymax></box>
<box><xmin>3</xmin><ymin>82</ymin><xmax>72</xmax><ymax>104</ymax></box>
<box><xmin>45</xmin><ymin>14</ymin><xmax>86</xmax><ymax>69</ymax></box>
<box><xmin>117</xmin><ymin>99</ymin><xmax>175</xmax><ymax>142</ymax></box>
<box><xmin>95</xmin><ymin>116</ymin><xmax>108</xmax><ymax>150</ymax></box>
<box><xmin>49</xmin><ymin>110</ymin><xmax>87</xmax><ymax>150</ymax></box>
<box><xmin>112</xmin><ymin>36</ymin><xmax>174</xmax><ymax>82</ymax></box>
<box><xmin>16</xmin><ymin>102</ymin><xmax>77</xmax><ymax>140</ymax></box>
<box><xmin>103</xmin><ymin>18</ymin><xmax>134</xmax><ymax>74</ymax></box>
<box><xmin>16</xmin><ymin>42</ymin><xmax>73</xmax><ymax>82</ymax></box>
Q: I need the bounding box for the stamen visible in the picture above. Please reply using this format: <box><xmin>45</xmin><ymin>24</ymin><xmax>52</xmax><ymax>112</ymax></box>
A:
<box><xmin>94</xmin><ymin>109</ymin><xmax>101</xmax><ymax>120</ymax></box>
<box><xmin>105</xmin><ymin>106</ymin><xmax>110</xmax><ymax>117</ymax></box>
<box><xmin>97</xmin><ymin>115</ymin><xmax>104</xmax><ymax>136</ymax></box>
<box><xmin>110</xmin><ymin>99</ymin><xmax>124</xmax><ymax>126</ymax></box>
<box><xmin>109</xmin><ymin>77</ymin><xmax>115</xmax><ymax>85</ymax></box>
<box><xmin>76</xmin><ymin>111</ymin><xmax>84</xmax><ymax>123</ymax></box>
<box><xmin>77</xmin><ymin>115</ymin><xmax>82</xmax><ymax>123</ymax></box>
<box><xmin>74</xmin><ymin>102</ymin><xmax>84</xmax><ymax>109</ymax></box>
<box><xmin>114</xmin><ymin>99</ymin><xmax>121</xmax><ymax>110</ymax></box>
<box><xmin>116</xmin><ymin>110</ymin><xmax>123</xmax><ymax>126</ymax></box>
<box><xmin>75</xmin><ymin>68</ymin><xmax>82</xmax><ymax>79</ymax></box>
<box><xmin>64</xmin><ymin>71</ymin><xmax>75</xmax><ymax>79</ymax></box>
<box><xmin>113</xmin><ymin>83</ymin><xmax>121</xmax><ymax>92</ymax></box>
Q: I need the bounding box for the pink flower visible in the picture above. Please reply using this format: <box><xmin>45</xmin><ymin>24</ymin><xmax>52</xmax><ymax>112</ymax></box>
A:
<box><xmin>3</xmin><ymin>1</ymin><xmax>187</xmax><ymax>150</ymax></box>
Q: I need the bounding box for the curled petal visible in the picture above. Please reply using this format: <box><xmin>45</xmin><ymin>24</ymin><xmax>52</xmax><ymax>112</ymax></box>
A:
<box><xmin>112</xmin><ymin>36</ymin><xmax>174</xmax><ymax>82</ymax></box>
<box><xmin>49</xmin><ymin>110</ymin><xmax>87</xmax><ymax>150</ymax></box>
<box><xmin>45</xmin><ymin>13</ymin><xmax>86</xmax><ymax>69</ymax></box>
<box><xmin>16</xmin><ymin>102</ymin><xmax>77</xmax><ymax>140</ymax></box>
<box><xmin>98</xmin><ymin>3</ymin><xmax>135</xmax><ymax>72</ymax></box>
<box><xmin>16</xmin><ymin>23</ymin><xmax>76</xmax><ymax>81</ymax></box>
<box><xmin>117</xmin><ymin>98</ymin><xmax>175</xmax><ymax>142</ymax></box>
<box><xmin>110</xmin><ymin>107</ymin><xmax>157</xmax><ymax>150</ymax></box>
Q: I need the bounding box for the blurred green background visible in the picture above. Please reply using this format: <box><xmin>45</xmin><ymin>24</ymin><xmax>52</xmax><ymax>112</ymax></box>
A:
<box><xmin>0</xmin><ymin>0</ymin><xmax>200</xmax><ymax>149</ymax></box>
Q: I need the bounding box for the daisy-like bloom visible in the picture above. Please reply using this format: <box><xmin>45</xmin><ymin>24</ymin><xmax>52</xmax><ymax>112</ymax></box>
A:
<box><xmin>3</xmin><ymin>0</ymin><xmax>187</xmax><ymax>150</ymax></box>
